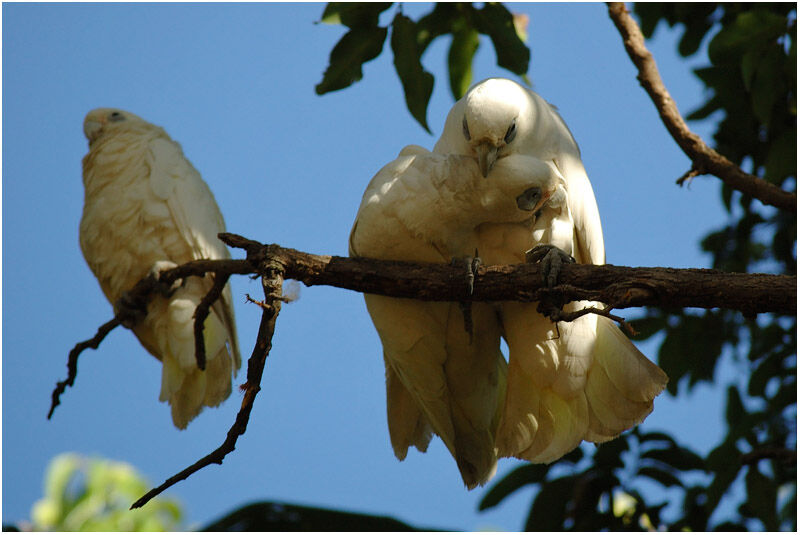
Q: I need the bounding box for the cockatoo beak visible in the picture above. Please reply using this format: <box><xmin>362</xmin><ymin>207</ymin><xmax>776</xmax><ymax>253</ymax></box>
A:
<box><xmin>532</xmin><ymin>188</ymin><xmax>554</xmax><ymax>213</ymax></box>
<box><xmin>475</xmin><ymin>142</ymin><xmax>499</xmax><ymax>178</ymax></box>
<box><xmin>83</xmin><ymin>114</ymin><xmax>105</xmax><ymax>143</ymax></box>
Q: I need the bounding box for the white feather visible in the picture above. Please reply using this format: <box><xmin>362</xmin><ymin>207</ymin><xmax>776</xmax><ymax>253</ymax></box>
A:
<box><xmin>80</xmin><ymin>108</ymin><xmax>241</xmax><ymax>429</ymax></box>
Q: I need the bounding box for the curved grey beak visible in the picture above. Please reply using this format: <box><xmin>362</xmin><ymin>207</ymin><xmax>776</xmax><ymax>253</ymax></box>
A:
<box><xmin>475</xmin><ymin>142</ymin><xmax>499</xmax><ymax>178</ymax></box>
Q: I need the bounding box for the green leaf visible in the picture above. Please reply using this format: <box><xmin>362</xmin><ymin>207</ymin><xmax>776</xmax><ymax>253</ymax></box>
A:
<box><xmin>479</xmin><ymin>463</ymin><xmax>550</xmax><ymax>511</ymax></box>
<box><xmin>473</xmin><ymin>3</ymin><xmax>530</xmax><ymax>76</ymax></box>
<box><xmin>763</xmin><ymin>127</ymin><xmax>797</xmax><ymax>183</ymax></box>
<box><xmin>638</xmin><ymin>431</ymin><xmax>678</xmax><ymax>445</ymax></box>
<box><xmin>627</xmin><ymin>314</ymin><xmax>667</xmax><ymax>341</ymax></box>
<box><xmin>638</xmin><ymin>466</ymin><xmax>684</xmax><ymax>488</ymax></box>
<box><xmin>740</xmin><ymin>47</ymin><xmax>763</xmax><ymax>91</ymax></box>
<box><xmin>315</xmin><ymin>26</ymin><xmax>388</xmax><ymax>94</ymax></box>
<box><xmin>593</xmin><ymin>435</ymin><xmax>629</xmax><ymax>470</ymax></box>
<box><xmin>201</xmin><ymin>501</ymin><xmax>429</xmax><ymax>531</ymax></box>
<box><xmin>744</xmin><ymin>465</ymin><xmax>779</xmax><ymax>530</ymax></box>
<box><xmin>525</xmin><ymin>476</ymin><xmax>578</xmax><ymax>531</ymax></box>
<box><xmin>415</xmin><ymin>3</ymin><xmax>459</xmax><ymax>52</ymax></box>
<box><xmin>708</xmin><ymin>10</ymin><xmax>788</xmax><ymax>65</ymax></box>
<box><xmin>706</xmin><ymin>441</ymin><xmax>742</xmax><ymax>512</ymax></box>
<box><xmin>641</xmin><ymin>446</ymin><xmax>706</xmax><ymax>471</ymax></box>
<box><xmin>750</xmin><ymin>46</ymin><xmax>783</xmax><ymax>125</ymax></box>
<box><xmin>447</xmin><ymin>26</ymin><xmax>479</xmax><ymax>100</ymax></box>
<box><xmin>390</xmin><ymin>13</ymin><xmax>434</xmax><ymax>132</ymax></box>
<box><xmin>319</xmin><ymin>3</ymin><xmax>393</xmax><ymax>28</ymax></box>
<box><xmin>725</xmin><ymin>385</ymin><xmax>745</xmax><ymax>426</ymax></box>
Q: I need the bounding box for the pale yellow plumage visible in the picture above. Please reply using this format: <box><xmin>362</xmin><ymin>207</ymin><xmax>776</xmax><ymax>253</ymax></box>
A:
<box><xmin>352</xmin><ymin>78</ymin><xmax>667</xmax><ymax>487</ymax></box>
<box><xmin>436</xmin><ymin>78</ymin><xmax>667</xmax><ymax>464</ymax></box>
<box><xmin>351</xmin><ymin>146</ymin><xmax>562</xmax><ymax>487</ymax></box>
<box><xmin>79</xmin><ymin>108</ymin><xmax>241</xmax><ymax>429</ymax></box>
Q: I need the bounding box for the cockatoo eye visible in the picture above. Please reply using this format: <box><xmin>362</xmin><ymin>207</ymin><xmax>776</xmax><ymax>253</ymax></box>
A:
<box><xmin>462</xmin><ymin>116</ymin><xmax>471</xmax><ymax>141</ymax></box>
<box><xmin>109</xmin><ymin>111</ymin><xmax>125</xmax><ymax>122</ymax></box>
<box><xmin>504</xmin><ymin>119</ymin><xmax>517</xmax><ymax>144</ymax></box>
<box><xmin>516</xmin><ymin>186</ymin><xmax>541</xmax><ymax>211</ymax></box>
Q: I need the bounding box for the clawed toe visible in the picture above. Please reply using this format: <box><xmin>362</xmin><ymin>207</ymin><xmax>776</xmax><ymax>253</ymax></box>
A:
<box><xmin>525</xmin><ymin>244</ymin><xmax>575</xmax><ymax>288</ymax></box>
<box><xmin>150</xmin><ymin>260</ymin><xmax>183</xmax><ymax>297</ymax></box>
<box><xmin>450</xmin><ymin>253</ymin><xmax>482</xmax><ymax>342</ymax></box>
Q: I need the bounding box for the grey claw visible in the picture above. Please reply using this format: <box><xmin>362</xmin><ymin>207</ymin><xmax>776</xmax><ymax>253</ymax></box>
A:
<box><xmin>525</xmin><ymin>244</ymin><xmax>575</xmax><ymax>288</ymax></box>
<box><xmin>451</xmin><ymin>254</ymin><xmax>482</xmax><ymax>343</ymax></box>
<box><xmin>149</xmin><ymin>260</ymin><xmax>182</xmax><ymax>298</ymax></box>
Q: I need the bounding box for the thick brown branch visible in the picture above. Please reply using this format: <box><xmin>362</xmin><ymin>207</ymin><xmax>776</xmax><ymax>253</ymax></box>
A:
<box><xmin>607</xmin><ymin>2</ymin><xmax>796</xmax><ymax>213</ymax></box>
<box><xmin>51</xmin><ymin>231</ymin><xmax>795</xmax><ymax>506</ymax></box>
<box><xmin>220</xmin><ymin>233</ymin><xmax>796</xmax><ymax>315</ymax></box>
<box><xmin>53</xmin><ymin>233</ymin><xmax>795</xmax><ymax>420</ymax></box>
<box><xmin>132</xmin><ymin>268</ymin><xmax>284</xmax><ymax>509</ymax></box>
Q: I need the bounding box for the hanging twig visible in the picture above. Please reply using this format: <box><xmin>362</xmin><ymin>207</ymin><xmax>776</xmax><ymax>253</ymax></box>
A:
<box><xmin>48</xmin><ymin>317</ymin><xmax>121</xmax><ymax>419</ymax></box>
<box><xmin>606</xmin><ymin>2</ymin><xmax>796</xmax><ymax>213</ymax></box>
<box><xmin>192</xmin><ymin>273</ymin><xmax>231</xmax><ymax>370</ymax></box>
<box><xmin>132</xmin><ymin>266</ymin><xmax>285</xmax><ymax>509</ymax></box>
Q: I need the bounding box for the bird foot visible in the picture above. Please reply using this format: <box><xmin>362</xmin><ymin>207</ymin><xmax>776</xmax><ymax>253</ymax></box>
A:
<box><xmin>114</xmin><ymin>291</ymin><xmax>148</xmax><ymax>328</ymax></box>
<box><xmin>450</xmin><ymin>254</ymin><xmax>482</xmax><ymax>343</ymax></box>
<box><xmin>149</xmin><ymin>260</ymin><xmax>183</xmax><ymax>298</ymax></box>
<box><xmin>525</xmin><ymin>245</ymin><xmax>575</xmax><ymax>324</ymax></box>
<box><xmin>525</xmin><ymin>244</ymin><xmax>575</xmax><ymax>288</ymax></box>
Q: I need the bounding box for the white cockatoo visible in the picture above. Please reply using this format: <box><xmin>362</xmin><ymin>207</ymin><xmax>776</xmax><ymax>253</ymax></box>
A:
<box><xmin>350</xmin><ymin>144</ymin><xmax>566</xmax><ymax>488</ymax></box>
<box><xmin>79</xmin><ymin>108</ymin><xmax>241</xmax><ymax>429</ymax></box>
<box><xmin>351</xmin><ymin>78</ymin><xmax>667</xmax><ymax>487</ymax></box>
<box><xmin>434</xmin><ymin>78</ymin><xmax>667</xmax><ymax>464</ymax></box>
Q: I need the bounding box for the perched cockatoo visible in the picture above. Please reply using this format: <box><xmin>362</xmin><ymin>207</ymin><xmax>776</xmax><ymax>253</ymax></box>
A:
<box><xmin>351</xmin><ymin>78</ymin><xmax>667</xmax><ymax>487</ymax></box>
<box><xmin>79</xmin><ymin>108</ymin><xmax>241</xmax><ymax>429</ymax></box>
<box><xmin>434</xmin><ymin>78</ymin><xmax>667</xmax><ymax>464</ymax></box>
<box><xmin>350</xmin><ymin>144</ymin><xmax>566</xmax><ymax>488</ymax></box>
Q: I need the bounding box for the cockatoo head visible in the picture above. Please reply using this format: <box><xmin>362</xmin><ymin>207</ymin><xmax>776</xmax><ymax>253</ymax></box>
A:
<box><xmin>458</xmin><ymin>78</ymin><xmax>533</xmax><ymax>178</ymax></box>
<box><xmin>83</xmin><ymin>108</ymin><xmax>145</xmax><ymax>145</ymax></box>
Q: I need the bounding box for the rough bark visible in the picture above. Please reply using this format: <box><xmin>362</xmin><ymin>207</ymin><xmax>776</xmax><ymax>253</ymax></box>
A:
<box><xmin>222</xmin><ymin>233</ymin><xmax>796</xmax><ymax>315</ymax></box>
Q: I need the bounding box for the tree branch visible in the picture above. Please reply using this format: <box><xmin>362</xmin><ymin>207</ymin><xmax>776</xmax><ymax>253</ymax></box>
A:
<box><xmin>51</xmin><ymin>232</ymin><xmax>796</xmax><ymax>420</ymax></box>
<box><xmin>192</xmin><ymin>273</ymin><xmax>231</xmax><ymax>370</ymax></box>
<box><xmin>606</xmin><ymin>2</ymin><xmax>797</xmax><ymax>213</ymax></box>
<box><xmin>132</xmin><ymin>266</ymin><xmax>285</xmax><ymax>509</ymax></box>
<box><xmin>48</xmin><ymin>317</ymin><xmax>121</xmax><ymax>419</ymax></box>
<box><xmin>51</xmin><ymin>231</ymin><xmax>795</xmax><ymax>507</ymax></box>
<box><xmin>219</xmin><ymin>233</ymin><xmax>796</xmax><ymax>315</ymax></box>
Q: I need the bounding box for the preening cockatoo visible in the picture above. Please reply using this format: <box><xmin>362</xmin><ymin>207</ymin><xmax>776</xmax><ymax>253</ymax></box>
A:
<box><xmin>435</xmin><ymin>78</ymin><xmax>667</xmax><ymax>463</ymax></box>
<box><xmin>350</xmin><ymin>145</ymin><xmax>566</xmax><ymax>488</ymax></box>
<box><xmin>79</xmin><ymin>108</ymin><xmax>241</xmax><ymax>429</ymax></box>
<box><xmin>350</xmin><ymin>78</ymin><xmax>667</xmax><ymax>488</ymax></box>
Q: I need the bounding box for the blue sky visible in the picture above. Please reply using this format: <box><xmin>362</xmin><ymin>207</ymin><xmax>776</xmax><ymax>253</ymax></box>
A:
<box><xmin>3</xmin><ymin>2</ymin><xmax>736</xmax><ymax>530</ymax></box>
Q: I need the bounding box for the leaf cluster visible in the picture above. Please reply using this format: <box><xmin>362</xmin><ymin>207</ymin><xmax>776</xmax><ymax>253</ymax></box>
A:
<box><xmin>316</xmin><ymin>2</ymin><xmax>530</xmax><ymax>132</ymax></box>
<box><xmin>632</xmin><ymin>3</ymin><xmax>795</xmax><ymax>530</ymax></box>
<box><xmin>480</xmin><ymin>430</ymin><xmax>707</xmax><ymax>530</ymax></box>
<box><xmin>28</xmin><ymin>453</ymin><xmax>183</xmax><ymax>531</ymax></box>
<box><xmin>478</xmin><ymin>3</ymin><xmax>796</xmax><ymax>530</ymax></box>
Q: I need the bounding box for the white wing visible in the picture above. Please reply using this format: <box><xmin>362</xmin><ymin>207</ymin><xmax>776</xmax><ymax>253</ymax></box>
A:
<box><xmin>350</xmin><ymin>147</ymin><xmax>514</xmax><ymax>488</ymax></box>
<box><xmin>80</xmin><ymin>109</ymin><xmax>240</xmax><ymax>429</ymax></box>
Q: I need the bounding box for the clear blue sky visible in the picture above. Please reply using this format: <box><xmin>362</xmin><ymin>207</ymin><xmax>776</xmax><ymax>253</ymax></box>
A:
<box><xmin>3</xmin><ymin>2</ymin><xmax>735</xmax><ymax>530</ymax></box>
